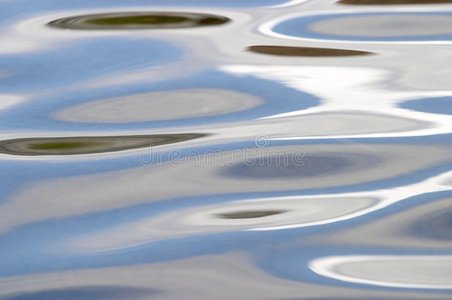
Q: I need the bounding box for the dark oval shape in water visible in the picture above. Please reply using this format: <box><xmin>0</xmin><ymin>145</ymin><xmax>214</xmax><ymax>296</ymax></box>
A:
<box><xmin>0</xmin><ymin>133</ymin><xmax>204</xmax><ymax>156</ymax></box>
<box><xmin>413</xmin><ymin>208</ymin><xmax>452</xmax><ymax>240</ymax></box>
<box><xmin>48</xmin><ymin>12</ymin><xmax>230</xmax><ymax>30</ymax></box>
<box><xmin>247</xmin><ymin>45</ymin><xmax>373</xmax><ymax>57</ymax></box>
<box><xmin>338</xmin><ymin>0</ymin><xmax>452</xmax><ymax>4</ymax></box>
<box><xmin>217</xmin><ymin>210</ymin><xmax>287</xmax><ymax>219</ymax></box>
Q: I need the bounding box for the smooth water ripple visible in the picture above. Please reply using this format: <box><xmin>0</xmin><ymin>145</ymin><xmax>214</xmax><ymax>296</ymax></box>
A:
<box><xmin>55</xmin><ymin>88</ymin><xmax>263</xmax><ymax>123</ymax></box>
<box><xmin>310</xmin><ymin>255</ymin><xmax>452</xmax><ymax>289</ymax></box>
<box><xmin>271</xmin><ymin>12</ymin><xmax>452</xmax><ymax>42</ymax></box>
<box><xmin>1</xmin><ymin>0</ymin><xmax>452</xmax><ymax>299</ymax></box>
<box><xmin>338</xmin><ymin>0</ymin><xmax>452</xmax><ymax>5</ymax></box>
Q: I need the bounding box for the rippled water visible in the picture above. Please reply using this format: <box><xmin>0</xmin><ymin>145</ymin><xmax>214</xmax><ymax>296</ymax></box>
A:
<box><xmin>1</xmin><ymin>0</ymin><xmax>452</xmax><ymax>299</ymax></box>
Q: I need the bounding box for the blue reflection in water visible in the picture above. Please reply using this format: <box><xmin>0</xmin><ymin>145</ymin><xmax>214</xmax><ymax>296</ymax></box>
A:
<box><xmin>1</xmin><ymin>140</ymin><xmax>452</xmax><ymax>278</ymax></box>
<box><xmin>1</xmin><ymin>0</ymin><xmax>452</xmax><ymax>298</ymax></box>
<box><xmin>0</xmin><ymin>71</ymin><xmax>319</xmax><ymax>130</ymax></box>
<box><xmin>272</xmin><ymin>12</ymin><xmax>452</xmax><ymax>42</ymax></box>
<box><xmin>0</xmin><ymin>38</ymin><xmax>181</xmax><ymax>93</ymax></box>
<box><xmin>400</xmin><ymin>97</ymin><xmax>452</xmax><ymax>115</ymax></box>
<box><xmin>0</xmin><ymin>0</ymin><xmax>292</xmax><ymax>17</ymax></box>
<box><xmin>2</xmin><ymin>287</ymin><xmax>158</xmax><ymax>300</ymax></box>
<box><xmin>254</xmin><ymin>191</ymin><xmax>452</xmax><ymax>289</ymax></box>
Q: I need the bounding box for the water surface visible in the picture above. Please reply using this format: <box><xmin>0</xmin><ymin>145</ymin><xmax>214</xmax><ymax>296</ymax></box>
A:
<box><xmin>0</xmin><ymin>0</ymin><xmax>452</xmax><ymax>299</ymax></box>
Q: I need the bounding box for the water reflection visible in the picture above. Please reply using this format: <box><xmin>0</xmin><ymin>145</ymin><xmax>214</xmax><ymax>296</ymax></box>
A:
<box><xmin>2</xmin><ymin>143</ymin><xmax>449</xmax><ymax>235</ymax></box>
<box><xmin>314</xmin><ymin>193</ymin><xmax>452</xmax><ymax>249</ymax></box>
<box><xmin>0</xmin><ymin>255</ymin><xmax>436</xmax><ymax>300</ymax></box>
<box><xmin>0</xmin><ymin>38</ymin><xmax>181</xmax><ymax>93</ymax></box>
<box><xmin>310</xmin><ymin>255</ymin><xmax>452</xmax><ymax>289</ymax></box>
<box><xmin>55</xmin><ymin>88</ymin><xmax>263</xmax><ymax>124</ymax></box>
<box><xmin>48</xmin><ymin>12</ymin><xmax>230</xmax><ymax>30</ymax></box>
<box><xmin>247</xmin><ymin>46</ymin><xmax>373</xmax><ymax>57</ymax></box>
<box><xmin>338</xmin><ymin>0</ymin><xmax>452</xmax><ymax>4</ymax></box>
<box><xmin>0</xmin><ymin>133</ymin><xmax>203</xmax><ymax>156</ymax></box>
<box><xmin>1</xmin><ymin>0</ymin><xmax>452</xmax><ymax>298</ymax></box>
<box><xmin>67</xmin><ymin>196</ymin><xmax>379</xmax><ymax>252</ymax></box>
<box><xmin>400</xmin><ymin>96</ymin><xmax>452</xmax><ymax>115</ymax></box>
<box><xmin>271</xmin><ymin>12</ymin><xmax>452</xmax><ymax>42</ymax></box>
<box><xmin>224</xmin><ymin>153</ymin><xmax>367</xmax><ymax>179</ymax></box>
<box><xmin>415</xmin><ymin>203</ymin><xmax>452</xmax><ymax>241</ymax></box>
<box><xmin>2</xmin><ymin>287</ymin><xmax>156</xmax><ymax>300</ymax></box>
<box><xmin>217</xmin><ymin>210</ymin><xmax>286</xmax><ymax>219</ymax></box>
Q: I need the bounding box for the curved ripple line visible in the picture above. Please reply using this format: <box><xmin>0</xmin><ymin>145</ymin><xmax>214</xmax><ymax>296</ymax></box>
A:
<box><xmin>64</xmin><ymin>168</ymin><xmax>452</xmax><ymax>253</ymax></box>
<box><xmin>260</xmin><ymin>10</ymin><xmax>452</xmax><ymax>44</ymax></box>
<box><xmin>223</xmin><ymin>65</ymin><xmax>452</xmax><ymax>139</ymax></box>
<box><xmin>310</xmin><ymin>255</ymin><xmax>452</xmax><ymax>289</ymax></box>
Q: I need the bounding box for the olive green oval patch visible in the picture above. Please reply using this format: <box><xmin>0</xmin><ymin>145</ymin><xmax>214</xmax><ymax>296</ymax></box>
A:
<box><xmin>48</xmin><ymin>12</ymin><xmax>230</xmax><ymax>30</ymax></box>
<box><xmin>0</xmin><ymin>133</ymin><xmax>205</xmax><ymax>155</ymax></box>
<box><xmin>247</xmin><ymin>45</ymin><xmax>373</xmax><ymax>57</ymax></box>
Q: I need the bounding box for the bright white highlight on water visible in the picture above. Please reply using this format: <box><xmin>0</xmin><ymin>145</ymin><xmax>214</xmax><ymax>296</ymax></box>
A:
<box><xmin>310</xmin><ymin>255</ymin><xmax>452</xmax><ymax>289</ymax></box>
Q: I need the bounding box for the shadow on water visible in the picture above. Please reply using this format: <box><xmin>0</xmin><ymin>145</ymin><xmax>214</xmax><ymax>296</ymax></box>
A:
<box><xmin>47</xmin><ymin>12</ymin><xmax>230</xmax><ymax>30</ymax></box>
<box><xmin>415</xmin><ymin>209</ymin><xmax>452</xmax><ymax>240</ymax></box>
<box><xmin>247</xmin><ymin>46</ymin><xmax>373</xmax><ymax>57</ymax></box>
<box><xmin>216</xmin><ymin>210</ymin><xmax>287</xmax><ymax>219</ymax></box>
<box><xmin>224</xmin><ymin>154</ymin><xmax>355</xmax><ymax>179</ymax></box>
<box><xmin>338</xmin><ymin>0</ymin><xmax>452</xmax><ymax>4</ymax></box>
<box><xmin>398</xmin><ymin>198</ymin><xmax>452</xmax><ymax>242</ymax></box>
<box><xmin>0</xmin><ymin>133</ymin><xmax>204</xmax><ymax>155</ymax></box>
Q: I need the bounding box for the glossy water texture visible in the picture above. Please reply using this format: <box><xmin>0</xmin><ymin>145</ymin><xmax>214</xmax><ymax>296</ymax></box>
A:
<box><xmin>247</xmin><ymin>45</ymin><xmax>374</xmax><ymax>56</ymax></box>
<box><xmin>48</xmin><ymin>12</ymin><xmax>230</xmax><ymax>30</ymax></box>
<box><xmin>0</xmin><ymin>134</ymin><xmax>204</xmax><ymax>155</ymax></box>
<box><xmin>1</xmin><ymin>0</ymin><xmax>452</xmax><ymax>299</ymax></box>
<box><xmin>338</xmin><ymin>0</ymin><xmax>452</xmax><ymax>4</ymax></box>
